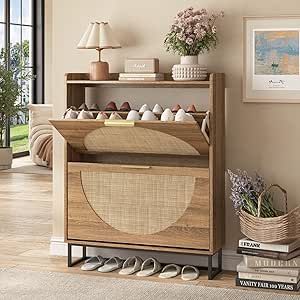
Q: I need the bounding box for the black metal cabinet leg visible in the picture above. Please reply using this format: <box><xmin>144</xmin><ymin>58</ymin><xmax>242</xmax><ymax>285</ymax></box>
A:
<box><xmin>67</xmin><ymin>244</ymin><xmax>87</xmax><ymax>267</ymax></box>
<box><xmin>207</xmin><ymin>249</ymin><xmax>222</xmax><ymax>280</ymax></box>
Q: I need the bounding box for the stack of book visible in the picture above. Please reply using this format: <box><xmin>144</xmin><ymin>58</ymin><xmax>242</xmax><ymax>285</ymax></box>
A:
<box><xmin>119</xmin><ymin>73</ymin><xmax>164</xmax><ymax>81</ymax></box>
<box><xmin>236</xmin><ymin>238</ymin><xmax>300</xmax><ymax>292</ymax></box>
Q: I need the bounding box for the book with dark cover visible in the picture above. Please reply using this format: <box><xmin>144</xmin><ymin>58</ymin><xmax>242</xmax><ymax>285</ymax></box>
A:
<box><xmin>236</xmin><ymin>277</ymin><xmax>300</xmax><ymax>292</ymax></box>
<box><xmin>237</xmin><ymin>247</ymin><xmax>300</xmax><ymax>261</ymax></box>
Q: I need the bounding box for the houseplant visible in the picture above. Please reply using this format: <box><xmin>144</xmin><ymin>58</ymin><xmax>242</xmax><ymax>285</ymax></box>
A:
<box><xmin>0</xmin><ymin>50</ymin><xmax>31</xmax><ymax>169</ymax></box>
<box><xmin>164</xmin><ymin>7</ymin><xmax>224</xmax><ymax>80</ymax></box>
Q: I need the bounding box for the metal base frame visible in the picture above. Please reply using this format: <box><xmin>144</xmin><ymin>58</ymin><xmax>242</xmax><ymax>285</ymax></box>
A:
<box><xmin>67</xmin><ymin>244</ymin><xmax>87</xmax><ymax>267</ymax></box>
<box><xmin>67</xmin><ymin>244</ymin><xmax>222</xmax><ymax>280</ymax></box>
<box><xmin>207</xmin><ymin>249</ymin><xmax>222</xmax><ymax>280</ymax></box>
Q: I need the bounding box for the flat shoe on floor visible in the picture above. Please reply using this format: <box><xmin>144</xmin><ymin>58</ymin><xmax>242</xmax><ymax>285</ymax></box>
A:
<box><xmin>136</xmin><ymin>258</ymin><xmax>161</xmax><ymax>277</ymax></box>
<box><xmin>81</xmin><ymin>256</ymin><xmax>106</xmax><ymax>271</ymax></box>
<box><xmin>158</xmin><ymin>264</ymin><xmax>181</xmax><ymax>279</ymax></box>
<box><xmin>181</xmin><ymin>265</ymin><xmax>200</xmax><ymax>281</ymax></box>
<box><xmin>98</xmin><ymin>257</ymin><xmax>124</xmax><ymax>273</ymax></box>
<box><xmin>119</xmin><ymin>256</ymin><xmax>143</xmax><ymax>275</ymax></box>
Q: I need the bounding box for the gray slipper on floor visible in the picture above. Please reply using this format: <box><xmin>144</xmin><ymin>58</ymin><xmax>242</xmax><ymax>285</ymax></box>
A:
<box><xmin>158</xmin><ymin>264</ymin><xmax>181</xmax><ymax>279</ymax></box>
<box><xmin>97</xmin><ymin>257</ymin><xmax>124</xmax><ymax>273</ymax></box>
<box><xmin>136</xmin><ymin>258</ymin><xmax>161</xmax><ymax>277</ymax></box>
<box><xmin>181</xmin><ymin>265</ymin><xmax>200</xmax><ymax>281</ymax></box>
<box><xmin>119</xmin><ymin>256</ymin><xmax>143</xmax><ymax>275</ymax></box>
<box><xmin>81</xmin><ymin>256</ymin><xmax>106</xmax><ymax>271</ymax></box>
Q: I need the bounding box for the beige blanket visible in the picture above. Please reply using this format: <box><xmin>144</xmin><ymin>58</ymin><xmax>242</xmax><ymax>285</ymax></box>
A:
<box><xmin>36</xmin><ymin>135</ymin><xmax>53</xmax><ymax>169</ymax></box>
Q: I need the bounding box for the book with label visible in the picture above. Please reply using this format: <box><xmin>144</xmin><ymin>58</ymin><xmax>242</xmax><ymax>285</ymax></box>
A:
<box><xmin>243</xmin><ymin>255</ymin><xmax>300</xmax><ymax>268</ymax></box>
<box><xmin>119</xmin><ymin>73</ymin><xmax>164</xmax><ymax>78</ymax></box>
<box><xmin>237</xmin><ymin>261</ymin><xmax>300</xmax><ymax>277</ymax></box>
<box><xmin>236</xmin><ymin>277</ymin><xmax>300</xmax><ymax>292</ymax></box>
<box><xmin>237</xmin><ymin>247</ymin><xmax>300</xmax><ymax>261</ymax></box>
<box><xmin>238</xmin><ymin>271</ymin><xmax>299</xmax><ymax>283</ymax></box>
<box><xmin>239</xmin><ymin>238</ymin><xmax>300</xmax><ymax>253</ymax></box>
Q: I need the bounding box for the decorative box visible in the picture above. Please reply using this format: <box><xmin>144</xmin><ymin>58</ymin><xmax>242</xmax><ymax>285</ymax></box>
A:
<box><xmin>125</xmin><ymin>58</ymin><xmax>159</xmax><ymax>73</ymax></box>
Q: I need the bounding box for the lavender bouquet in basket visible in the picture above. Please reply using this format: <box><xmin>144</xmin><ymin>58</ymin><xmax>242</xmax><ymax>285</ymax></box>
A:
<box><xmin>228</xmin><ymin>169</ymin><xmax>278</xmax><ymax>218</ymax></box>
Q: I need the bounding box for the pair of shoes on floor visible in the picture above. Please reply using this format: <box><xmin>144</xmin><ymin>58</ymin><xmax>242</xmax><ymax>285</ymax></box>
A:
<box><xmin>81</xmin><ymin>256</ymin><xmax>200</xmax><ymax>281</ymax></box>
<box><xmin>80</xmin><ymin>256</ymin><xmax>123</xmax><ymax>273</ymax></box>
<box><xmin>159</xmin><ymin>264</ymin><xmax>200</xmax><ymax>281</ymax></box>
<box><xmin>80</xmin><ymin>256</ymin><xmax>160</xmax><ymax>276</ymax></box>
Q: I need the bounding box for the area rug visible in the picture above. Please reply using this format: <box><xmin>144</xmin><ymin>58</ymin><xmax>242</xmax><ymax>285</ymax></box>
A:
<box><xmin>0</xmin><ymin>268</ymin><xmax>298</xmax><ymax>300</ymax></box>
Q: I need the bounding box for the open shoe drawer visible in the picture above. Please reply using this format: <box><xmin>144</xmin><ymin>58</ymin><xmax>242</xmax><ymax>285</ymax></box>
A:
<box><xmin>67</xmin><ymin>162</ymin><xmax>210</xmax><ymax>250</ymax></box>
<box><xmin>50</xmin><ymin>119</ymin><xmax>209</xmax><ymax>156</ymax></box>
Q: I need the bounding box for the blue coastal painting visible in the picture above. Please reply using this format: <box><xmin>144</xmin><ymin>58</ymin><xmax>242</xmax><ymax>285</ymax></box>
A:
<box><xmin>255</xmin><ymin>31</ymin><xmax>299</xmax><ymax>75</ymax></box>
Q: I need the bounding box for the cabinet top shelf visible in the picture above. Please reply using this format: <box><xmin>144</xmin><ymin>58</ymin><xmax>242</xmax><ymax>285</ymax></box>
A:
<box><xmin>65</xmin><ymin>73</ymin><xmax>222</xmax><ymax>88</ymax></box>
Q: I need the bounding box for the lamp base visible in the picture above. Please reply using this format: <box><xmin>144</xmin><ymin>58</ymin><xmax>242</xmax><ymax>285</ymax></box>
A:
<box><xmin>90</xmin><ymin>61</ymin><xmax>109</xmax><ymax>81</ymax></box>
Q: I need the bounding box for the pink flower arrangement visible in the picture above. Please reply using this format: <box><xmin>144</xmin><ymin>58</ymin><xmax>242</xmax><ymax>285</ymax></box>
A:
<box><xmin>164</xmin><ymin>7</ymin><xmax>224</xmax><ymax>56</ymax></box>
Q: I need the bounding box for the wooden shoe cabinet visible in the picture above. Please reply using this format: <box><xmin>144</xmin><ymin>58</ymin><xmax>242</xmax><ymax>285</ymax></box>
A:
<box><xmin>50</xmin><ymin>73</ymin><xmax>225</xmax><ymax>279</ymax></box>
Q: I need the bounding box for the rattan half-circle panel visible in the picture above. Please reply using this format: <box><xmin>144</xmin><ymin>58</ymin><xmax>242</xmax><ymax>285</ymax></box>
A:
<box><xmin>81</xmin><ymin>171</ymin><xmax>195</xmax><ymax>235</ymax></box>
<box><xmin>84</xmin><ymin>127</ymin><xmax>200</xmax><ymax>156</ymax></box>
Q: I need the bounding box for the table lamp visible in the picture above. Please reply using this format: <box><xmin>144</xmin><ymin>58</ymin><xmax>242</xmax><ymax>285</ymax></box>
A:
<box><xmin>78</xmin><ymin>22</ymin><xmax>121</xmax><ymax>80</ymax></box>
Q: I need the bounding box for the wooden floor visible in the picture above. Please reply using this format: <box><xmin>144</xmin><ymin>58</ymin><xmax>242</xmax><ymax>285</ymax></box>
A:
<box><xmin>0</xmin><ymin>163</ymin><xmax>298</xmax><ymax>296</ymax></box>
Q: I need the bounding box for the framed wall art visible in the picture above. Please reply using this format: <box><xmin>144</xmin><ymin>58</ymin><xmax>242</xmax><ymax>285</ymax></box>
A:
<box><xmin>243</xmin><ymin>16</ymin><xmax>300</xmax><ymax>103</ymax></box>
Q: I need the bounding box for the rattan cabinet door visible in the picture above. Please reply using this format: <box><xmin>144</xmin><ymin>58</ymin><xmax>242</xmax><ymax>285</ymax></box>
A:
<box><xmin>67</xmin><ymin>163</ymin><xmax>210</xmax><ymax>250</ymax></box>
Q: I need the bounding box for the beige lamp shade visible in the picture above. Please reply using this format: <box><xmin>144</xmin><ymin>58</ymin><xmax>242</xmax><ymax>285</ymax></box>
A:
<box><xmin>77</xmin><ymin>22</ymin><xmax>121</xmax><ymax>49</ymax></box>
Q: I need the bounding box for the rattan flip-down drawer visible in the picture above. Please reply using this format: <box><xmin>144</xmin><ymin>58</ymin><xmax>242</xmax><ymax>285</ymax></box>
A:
<box><xmin>68</xmin><ymin>162</ymin><xmax>210</xmax><ymax>250</ymax></box>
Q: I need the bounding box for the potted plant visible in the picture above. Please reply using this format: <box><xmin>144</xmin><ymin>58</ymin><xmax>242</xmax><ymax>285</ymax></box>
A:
<box><xmin>164</xmin><ymin>7</ymin><xmax>224</xmax><ymax>81</ymax></box>
<box><xmin>0</xmin><ymin>50</ymin><xmax>31</xmax><ymax>169</ymax></box>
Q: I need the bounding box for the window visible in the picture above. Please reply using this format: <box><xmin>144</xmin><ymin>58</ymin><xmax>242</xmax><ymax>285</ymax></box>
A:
<box><xmin>0</xmin><ymin>0</ymin><xmax>44</xmax><ymax>155</ymax></box>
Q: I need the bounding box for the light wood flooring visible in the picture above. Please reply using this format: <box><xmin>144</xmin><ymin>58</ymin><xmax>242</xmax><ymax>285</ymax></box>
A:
<box><xmin>0</xmin><ymin>160</ymin><xmax>298</xmax><ymax>296</ymax></box>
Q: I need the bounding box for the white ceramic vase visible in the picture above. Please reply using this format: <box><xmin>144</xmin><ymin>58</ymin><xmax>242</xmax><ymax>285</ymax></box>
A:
<box><xmin>0</xmin><ymin>147</ymin><xmax>12</xmax><ymax>170</ymax></box>
<box><xmin>180</xmin><ymin>55</ymin><xmax>199</xmax><ymax>65</ymax></box>
<box><xmin>172</xmin><ymin>55</ymin><xmax>208</xmax><ymax>81</ymax></box>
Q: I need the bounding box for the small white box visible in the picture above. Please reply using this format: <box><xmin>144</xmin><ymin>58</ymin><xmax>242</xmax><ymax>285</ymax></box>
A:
<box><xmin>125</xmin><ymin>58</ymin><xmax>159</xmax><ymax>73</ymax></box>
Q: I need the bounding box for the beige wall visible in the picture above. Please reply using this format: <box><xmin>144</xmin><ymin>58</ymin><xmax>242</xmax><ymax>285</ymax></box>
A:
<box><xmin>48</xmin><ymin>0</ymin><xmax>300</xmax><ymax>254</ymax></box>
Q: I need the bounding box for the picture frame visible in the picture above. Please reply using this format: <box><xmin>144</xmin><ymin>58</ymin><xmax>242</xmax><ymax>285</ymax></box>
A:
<box><xmin>243</xmin><ymin>16</ymin><xmax>300</xmax><ymax>103</ymax></box>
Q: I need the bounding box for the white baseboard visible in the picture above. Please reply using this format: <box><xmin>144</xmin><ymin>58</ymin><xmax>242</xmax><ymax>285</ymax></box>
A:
<box><xmin>50</xmin><ymin>237</ymin><xmax>241</xmax><ymax>271</ymax></box>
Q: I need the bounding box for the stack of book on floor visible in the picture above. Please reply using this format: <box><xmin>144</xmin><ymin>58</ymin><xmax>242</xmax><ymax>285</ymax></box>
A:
<box><xmin>236</xmin><ymin>238</ymin><xmax>300</xmax><ymax>292</ymax></box>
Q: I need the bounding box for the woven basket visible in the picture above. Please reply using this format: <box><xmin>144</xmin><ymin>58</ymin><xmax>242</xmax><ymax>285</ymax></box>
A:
<box><xmin>239</xmin><ymin>184</ymin><xmax>300</xmax><ymax>243</ymax></box>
